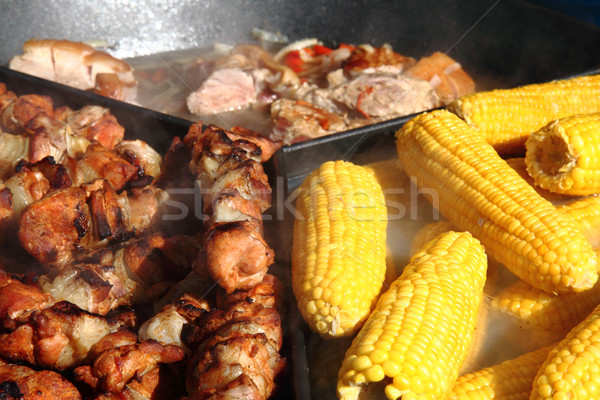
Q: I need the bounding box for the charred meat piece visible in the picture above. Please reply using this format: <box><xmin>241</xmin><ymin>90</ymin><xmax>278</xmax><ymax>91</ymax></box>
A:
<box><xmin>18</xmin><ymin>186</ymin><xmax>93</xmax><ymax>267</ymax></box>
<box><xmin>0</xmin><ymin>301</ymin><xmax>111</xmax><ymax>370</ymax></box>
<box><xmin>25</xmin><ymin>114</ymin><xmax>90</xmax><ymax>164</ymax></box>
<box><xmin>0</xmin><ymin>90</ymin><xmax>54</xmax><ymax>135</ymax></box>
<box><xmin>18</xmin><ymin>182</ymin><xmax>168</xmax><ymax>268</ymax></box>
<box><xmin>0</xmin><ymin>269</ymin><xmax>51</xmax><ymax>331</ymax></box>
<box><xmin>73</xmin><ymin>332</ymin><xmax>185</xmax><ymax>394</ymax></box>
<box><xmin>205</xmin><ymin>160</ymin><xmax>272</xmax><ymax>219</ymax></box>
<box><xmin>64</xmin><ymin>144</ymin><xmax>138</xmax><ymax>191</ymax></box>
<box><xmin>200</xmin><ymin>218</ymin><xmax>274</xmax><ymax>293</ymax></box>
<box><xmin>0</xmin><ymin>363</ymin><xmax>82</xmax><ymax>400</ymax></box>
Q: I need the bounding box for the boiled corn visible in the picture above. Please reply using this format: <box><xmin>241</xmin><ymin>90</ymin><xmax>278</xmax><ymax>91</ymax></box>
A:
<box><xmin>448</xmin><ymin>74</ymin><xmax>600</xmax><ymax>156</ymax></box>
<box><xmin>396</xmin><ymin>109</ymin><xmax>598</xmax><ymax>294</ymax></box>
<box><xmin>337</xmin><ymin>231</ymin><xmax>487</xmax><ymax>400</ymax></box>
<box><xmin>525</xmin><ymin>113</ymin><xmax>600</xmax><ymax>195</ymax></box>
<box><xmin>446</xmin><ymin>345</ymin><xmax>553</xmax><ymax>400</ymax></box>
<box><xmin>292</xmin><ymin>160</ymin><xmax>387</xmax><ymax>338</ymax></box>
<box><xmin>530</xmin><ymin>303</ymin><xmax>600</xmax><ymax>399</ymax></box>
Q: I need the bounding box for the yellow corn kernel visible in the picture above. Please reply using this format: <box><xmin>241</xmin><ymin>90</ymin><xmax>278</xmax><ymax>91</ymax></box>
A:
<box><xmin>446</xmin><ymin>345</ymin><xmax>553</xmax><ymax>400</ymax></box>
<box><xmin>337</xmin><ymin>231</ymin><xmax>487</xmax><ymax>400</ymax></box>
<box><xmin>448</xmin><ymin>74</ymin><xmax>600</xmax><ymax>156</ymax></box>
<box><xmin>558</xmin><ymin>195</ymin><xmax>600</xmax><ymax>249</ymax></box>
<box><xmin>396</xmin><ymin>109</ymin><xmax>598</xmax><ymax>294</ymax></box>
<box><xmin>292</xmin><ymin>160</ymin><xmax>387</xmax><ymax>338</ymax></box>
<box><xmin>531</xmin><ymin>303</ymin><xmax>600</xmax><ymax>399</ymax></box>
<box><xmin>525</xmin><ymin>113</ymin><xmax>600</xmax><ymax>195</ymax></box>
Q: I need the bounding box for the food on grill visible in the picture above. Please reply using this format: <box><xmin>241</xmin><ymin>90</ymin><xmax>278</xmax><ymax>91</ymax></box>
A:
<box><xmin>18</xmin><ymin>182</ymin><xmax>167</xmax><ymax>267</ymax></box>
<box><xmin>448</xmin><ymin>74</ymin><xmax>600</xmax><ymax>156</ymax></box>
<box><xmin>9</xmin><ymin>38</ymin><xmax>138</xmax><ymax>103</ymax></box>
<box><xmin>530</xmin><ymin>303</ymin><xmax>600</xmax><ymax>399</ymax></box>
<box><xmin>336</xmin><ymin>231</ymin><xmax>487</xmax><ymax>400</ymax></box>
<box><xmin>175</xmin><ymin>40</ymin><xmax>475</xmax><ymax>145</ymax></box>
<box><xmin>396</xmin><ymin>109</ymin><xmax>598</xmax><ymax>294</ymax></box>
<box><xmin>269</xmin><ymin>43</ymin><xmax>473</xmax><ymax>144</ymax></box>
<box><xmin>0</xmin><ymin>84</ymin><xmax>127</xmax><ymax>179</ymax></box>
<box><xmin>525</xmin><ymin>113</ymin><xmax>600</xmax><ymax>195</ymax></box>
<box><xmin>446</xmin><ymin>344</ymin><xmax>553</xmax><ymax>400</ymax></box>
<box><xmin>183</xmin><ymin>122</ymin><xmax>277</xmax><ymax>293</ymax></box>
<box><xmin>291</xmin><ymin>160</ymin><xmax>387</xmax><ymax>338</ymax></box>
<box><xmin>0</xmin><ymin>70</ymin><xmax>288</xmax><ymax>398</ymax></box>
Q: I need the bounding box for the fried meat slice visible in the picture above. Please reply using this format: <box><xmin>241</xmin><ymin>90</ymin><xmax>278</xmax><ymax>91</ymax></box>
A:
<box><xmin>0</xmin><ymin>363</ymin><xmax>82</xmax><ymax>399</ymax></box>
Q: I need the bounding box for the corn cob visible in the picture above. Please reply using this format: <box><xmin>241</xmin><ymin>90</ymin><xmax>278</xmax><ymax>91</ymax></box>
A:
<box><xmin>492</xmin><ymin>248</ymin><xmax>600</xmax><ymax>336</ymax></box>
<box><xmin>448</xmin><ymin>74</ymin><xmax>600</xmax><ymax>156</ymax></box>
<box><xmin>525</xmin><ymin>113</ymin><xmax>600</xmax><ymax>195</ymax></box>
<box><xmin>337</xmin><ymin>231</ymin><xmax>487</xmax><ymax>400</ymax></box>
<box><xmin>396</xmin><ymin>109</ymin><xmax>598</xmax><ymax>294</ymax></box>
<box><xmin>530</xmin><ymin>303</ymin><xmax>600</xmax><ymax>399</ymax></box>
<box><xmin>558</xmin><ymin>195</ymin><xmax>600</xmax><ymax>248</ymax></box>
<box><xmin>505</xmin><ymin>157</ymin><xmax>572</xmax><ymax>203</ymax></box>
<box><xmin>446</xmin><ymin>345</ymin><xmax>554</xmax><ymax>400</ymax></box>
<box><xmin>292</xmin><ymin>160</ymin><xmax>387</xmax><ymax>338</ymax></box>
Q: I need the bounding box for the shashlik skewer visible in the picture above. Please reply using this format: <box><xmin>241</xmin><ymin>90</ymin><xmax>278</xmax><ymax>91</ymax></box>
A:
<box><xmin>183</xmin><ymin>123</ymin><xmax>278</xmax><ymax>293</ymax></box>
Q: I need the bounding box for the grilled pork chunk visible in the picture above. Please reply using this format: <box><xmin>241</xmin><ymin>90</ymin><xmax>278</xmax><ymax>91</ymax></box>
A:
<box><xmin>73</xmin><ymin>331</ymin><xmax>185</xmax><ymax>394</ymax></box>
<box><xmin>0</xmin><ymin>363</ymin><xmax>82</xmax><ymax>400</ymax></box>
<box><xmin>0</xmin><ymin>301</ymin><xmax>111</xmax><ymax>370</ymax></box>
<box><xmin>18</xmin><ymin>182</ymin><xmax>168</xmax><ymax>267</ymax></box>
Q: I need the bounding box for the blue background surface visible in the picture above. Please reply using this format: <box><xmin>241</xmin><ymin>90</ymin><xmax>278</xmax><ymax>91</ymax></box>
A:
<box><xmin>526</xmin><ymin>0</ymin><xmax>600</xmax><ymax>26</ymax></box>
